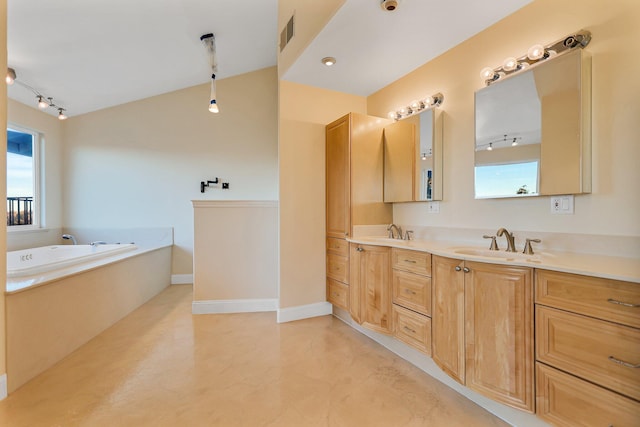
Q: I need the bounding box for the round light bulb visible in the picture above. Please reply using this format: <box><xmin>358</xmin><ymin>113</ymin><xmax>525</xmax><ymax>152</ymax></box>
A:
<box><xmin>58</xmin><ymin>110</ymin><xmax>67</xmax><ymax>120</ymax></box>
<box><xmin>480</xmin><ymin>67</ymin><xmax>496</xmax><ymax>81</ymax></box>
<box><xmin>527</xmin><ymin>44</ymin><xmax>546</xmax><ymax>60</ymax></box>
<box><xmin>388</xmin><ymin>111</ymin><xmax>397</xmax><ymax>120</ymax></box>
<box><xmin>209</xmin><ymin>102</ymin><xmax>219</xmax><ymax>113</ymax></box>
<box><xmin>487</xmin><ymin>143</ymin><xmax>493</xmax><ymax>151</ymax></box>
<box><xmin>423</xmin><ymin>96</ymin><xmax>434</xmax><ymax>107</ymax></box>
<box><xmin>38</xmin><ymin>97</ymin><xmax>48</xmax><ymax>109</ymax></box>
<box><xmin>410</xmin><ymin>100</ymin><xmax>420</xmax><ymax>110</ymax></box>
<box><xmin>398</xmin><ymin>107</ymin><xmax>407</xmax><ymax>116</ymax></box>
<box><xmin>6</xmin><ymin>68</ymin><xmax>16</xmax><ymax>85</ymax></box>
<box><xmin>502</xmin><ymin>57</ymin><xmax>518</xmax><ymax>72</ymax></box>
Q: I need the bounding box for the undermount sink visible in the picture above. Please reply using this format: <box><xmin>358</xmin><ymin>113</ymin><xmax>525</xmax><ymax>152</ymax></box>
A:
<box><xmin>452</xmin><ymin>247</ymin><xmax>546</xmax><ymax>263</ymax></box>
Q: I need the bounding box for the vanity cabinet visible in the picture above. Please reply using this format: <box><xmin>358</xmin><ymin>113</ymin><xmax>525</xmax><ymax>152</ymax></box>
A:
<box><xmin>325</xmin><ymin>113</ymin><xmax>392</xmax><ymax>311</ymax></box>
<box><xmin>432</xmin><ymin>256</ymin><xmax>535</xmax><ymax>412</ymax></box>
<box><xmin>349</xmin><ymin>243</ymin><xmax>392</xmax><ymax>334</ymax></box>
<box><xmin>392</xmin><ymin>248</ymin><xmax>432</xmax><ymax>354</ymax></box>
<box><xmin>535</xmin><ymin>270</ymin><xmax>640</xmax><ymax>426</ymax></box>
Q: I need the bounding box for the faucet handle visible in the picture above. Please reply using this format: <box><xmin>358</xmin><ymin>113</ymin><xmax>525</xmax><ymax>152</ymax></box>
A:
<box><xmin>483</xmin><ymin>235</ymin><xmax>499</xmax><ymax>251</ymax></box>
<box><xmin>404</xmin><ymin>230</ymin><xmax>414</xmax><ymax>241</ymax></box>
<box><xmin>523</xmin><ymin>238</ymin><xmax>542</xmax><ymax>255</ymax></box>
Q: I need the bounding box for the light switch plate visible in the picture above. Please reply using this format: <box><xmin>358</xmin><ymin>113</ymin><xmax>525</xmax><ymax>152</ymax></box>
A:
<box><xmin>427</xmin><ymin>201</ymin><xmax>440</xmax><ymax>214</ymax></box>
<box><xmin>550</xmin><ymin>195</ymin><xmax>574</xmax><ymax>214</ymax></box>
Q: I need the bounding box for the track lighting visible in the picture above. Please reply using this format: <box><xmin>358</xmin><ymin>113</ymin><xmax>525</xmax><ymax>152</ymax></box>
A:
<box><xmin>388</xmin><ymin>92</ymin><xmax>443</xmax><ymax>121</ymax></box>
<box><xmin>201</xmin><ymin>33</ymin><xmax>220</xmax><ymax>114</ymax></box>
<box><xmin>6</xmin><ymin>67</ymin><xmax>16</xmax><ymax>85</ymax></box>
<box><xmin>6</xmin><ymin>67</ymin><xmax>69</xmax><ymax>117</ymax></box>
<box><xmin>480</xmin><ymin>30</ymin><xmax>591</xmax><ymax>86</ymax></box>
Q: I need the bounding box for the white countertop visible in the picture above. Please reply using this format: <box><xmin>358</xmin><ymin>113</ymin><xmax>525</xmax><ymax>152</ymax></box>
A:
<box><xmin>348</xmin><ymin>236</ymin><xmax>640</xmax><ymax>283</ymax></box>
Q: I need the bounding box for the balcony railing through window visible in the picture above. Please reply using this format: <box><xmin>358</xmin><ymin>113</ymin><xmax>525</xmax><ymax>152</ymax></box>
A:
<box><xmin>7</xmin><ymin>196</ymin><xmax>33</xmax><ymax>226</ymax></box>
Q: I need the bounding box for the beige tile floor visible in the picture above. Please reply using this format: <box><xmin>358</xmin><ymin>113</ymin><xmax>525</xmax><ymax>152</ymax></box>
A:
<box><xmin>0</xmin><ymin>284</ymin><xmax>510</xmax><ymax>427</ymax></box>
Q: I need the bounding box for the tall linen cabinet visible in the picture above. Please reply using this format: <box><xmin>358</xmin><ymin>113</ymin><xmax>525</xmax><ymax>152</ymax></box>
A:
<box><xmin>325</xmin><ymin>113</ymin><xmax>392</xmax><ymax>313</ymax></box>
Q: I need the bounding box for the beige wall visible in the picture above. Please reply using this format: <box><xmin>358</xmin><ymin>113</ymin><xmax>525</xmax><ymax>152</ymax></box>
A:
<box><xmin>368</xmin><ymin>0</ymin><xmax>640</xmax><ymax>237</ymax></box>
<box><xmin>1</xmin><ymin>0</ymin><xmax>7</xmax><ymax>388</ymax></box>
<box><xmin>62</xmin><ymin>67</ymin><xmax>278</xmax><ymax>274</ymax></box>
<box><xmin>192</xmin><ymin>201</ymin><xmax>277</xmax><ymax>301</ymax></box>
<box><xmin>7</xmin><ymin>99</ymin><xmax>64</xmax><ymax>250</ymax></box>
<box><xmin>277</xmin><ymin>0</ymin><xmax>344</xmax><ymax>77</ymax></box>
<box><xmin>278</xmin><ymin>80</ymin><xmax>366</xmax><ymax>308</ymax></box>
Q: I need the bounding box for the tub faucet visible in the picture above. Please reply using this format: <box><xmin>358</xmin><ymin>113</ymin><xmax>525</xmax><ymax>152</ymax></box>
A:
<box><xmin>90</xmin><ymin>241</ymin><xmax>108</xmax><ymax>246</ymax></box>
<box><xmin>496</xmin><ymin>228</ymin><xmax>516</xmax><ymax>252</ymax></box>
<box><xmin>62</xmin><ymin>234</ymin><xmax>77</xmax><ymax>245</ymax></box>
<box><xmin>387</xmin><ymin>223</ymin><xmax>403</xmax><ymax>239</ymax></box>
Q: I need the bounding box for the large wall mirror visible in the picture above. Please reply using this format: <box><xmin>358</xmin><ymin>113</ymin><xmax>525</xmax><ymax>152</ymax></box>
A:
<box><xmin>383</xmin><ymin>108</ymin><xmax>443</xmax><ymax>202</ymax></box>
<box><xmin>474</xmin><ymin>49</ymin><xmax>591</xmax><ymax>199</ymax></box>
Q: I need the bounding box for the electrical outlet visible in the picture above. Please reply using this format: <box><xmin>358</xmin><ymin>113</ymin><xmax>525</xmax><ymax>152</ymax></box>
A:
<box><xmin>550</xmin><ymin>195</ymin><xmax>574</xmax><ymax>214</ymax></box>
<box><xmin>222</xmin><ymin>182</ymin><xmax>229</xmax><ymax>189</ymax></box>
<box><xmin>427</xmin><ymin>201</ymin><xmax>440</xmax><ymax>214</ymax></box>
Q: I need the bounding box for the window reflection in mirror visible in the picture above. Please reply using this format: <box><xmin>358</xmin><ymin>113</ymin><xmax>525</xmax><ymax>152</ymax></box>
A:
<box><xmin>474</xmin><ymin>49</ymin><xmax>591</xmax><ymax>199</ymax></box>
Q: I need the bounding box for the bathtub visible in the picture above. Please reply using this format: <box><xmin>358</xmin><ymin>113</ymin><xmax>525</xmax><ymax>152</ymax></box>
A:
<box><xmin>5</xmin><ymin>240</ymin><xmax>172</xmax><ymax>393</ymax></box>
<box><xmin>7</xmin><ymin>244</ymin><xmax>137</xmax><ymax>278</ymax></box>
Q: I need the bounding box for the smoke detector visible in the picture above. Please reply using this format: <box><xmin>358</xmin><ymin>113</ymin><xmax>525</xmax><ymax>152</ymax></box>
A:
<box><xmin>380</xmin><ymin>0</ymin><xmax>399</xmax><ymax>11</ymax></box>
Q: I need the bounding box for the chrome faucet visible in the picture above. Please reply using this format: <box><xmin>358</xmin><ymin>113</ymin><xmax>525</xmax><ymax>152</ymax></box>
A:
<box><xmin>62</xmin><ymin>234</ymin><xmax>77</xmax><ymax>245</ymax></box>
<box><xmin>496</xmin><ymin>228</ymin><xmax>516</xmax><ymax>252</ymax></box>
<box><xmin>387</xmin><ymin>223</ymin><xmax>403</xmax><ymax>239</ymax></box>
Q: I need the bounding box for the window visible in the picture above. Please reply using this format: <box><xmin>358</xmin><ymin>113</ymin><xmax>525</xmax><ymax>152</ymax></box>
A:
<box><xmin>7</xmin><ymin>126</ymin><xmax>40</xmax><ymax>228</ymax></box>
<box><xmin>474</xmin><ymin>161</ymin><xmax>539</xmax><ymax>199</ymax></box>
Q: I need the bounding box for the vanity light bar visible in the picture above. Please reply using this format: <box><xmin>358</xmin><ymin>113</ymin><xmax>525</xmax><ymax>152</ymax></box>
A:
<box><xmin>388</xmin><ymin>92</ymin><xmax>443</xmax><ymax>121</ymax></box>
<box><xmin>480</xmin><ymin>30</ymin><xmax>591</xmax><ymax>86</ymax></box>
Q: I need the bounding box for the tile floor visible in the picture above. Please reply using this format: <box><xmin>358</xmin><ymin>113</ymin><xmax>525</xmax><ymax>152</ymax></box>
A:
<box><xmin>0</xmin><ymin>285</ymin><xmax>510</xmax><ymax>426</ymax></box>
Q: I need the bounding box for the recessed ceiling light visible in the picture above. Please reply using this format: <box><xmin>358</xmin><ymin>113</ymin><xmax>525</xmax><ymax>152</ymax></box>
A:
<box><xmin>321</xmin><ymin>57</ymin><xmax>336</xmax><ymax>66</ymax></box>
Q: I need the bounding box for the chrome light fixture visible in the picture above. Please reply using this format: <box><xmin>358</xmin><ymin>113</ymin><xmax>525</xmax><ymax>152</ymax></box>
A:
<box><xmin>6</xmin><ymin>67</ymin><xmax>69</xmax><ymax>119</ymax></box>
<box><xmin>6</xmin><ymin>67</ymin><xmax>16</xmax><ymax>85</ymax></box>
<box><xmin>387</xmin><ymin>92</ymin><xmax>443</xmax><ymax>121</ymax></box>
<box><xmin>480</xmin><ymin>30</ymin><xmax>591</xmax><ymax>86</ymax></box>
<box><xmin>201</xmin><ymin>33</ymin><xmax>220</xmax><ymax>114</ymax></box>
<box><xmin>321</xmin><ymin>57</ymin><xmax>336</xmax><ymax>66</ymax></box>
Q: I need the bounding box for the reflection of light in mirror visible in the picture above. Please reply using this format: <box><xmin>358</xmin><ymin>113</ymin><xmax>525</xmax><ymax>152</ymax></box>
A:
<box><xmin>487</xmin><ymin>143</ymin><xmax>493</xmax><ymax>151</ymax></box>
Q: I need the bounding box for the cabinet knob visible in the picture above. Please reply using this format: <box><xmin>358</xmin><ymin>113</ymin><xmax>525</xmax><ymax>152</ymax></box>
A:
<box><xmin>455</xmin><ymin>266</ymin><xmax>462</xmax><ymax>271</ymax></box>
<box><xmin>356</xmin><ymin>247</ymin><xmax>364</xmax><ymax>252</ymax></box>
<box><xmin>463</xmin><ymin>267</ymin><xmax>470</xmax><ymax>273</ymax></box>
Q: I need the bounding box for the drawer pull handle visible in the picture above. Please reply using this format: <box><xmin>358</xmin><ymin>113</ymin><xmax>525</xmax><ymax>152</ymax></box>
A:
<box><xmin>404</xmin><ymin>289</ymin><xmax>417</xmax><ymax>295</ymax></box>
<box><xmin>607</xmin><ymin>298</ymin><xmax>640</xmax><ymax>308</ymax></box>
<box><xmin>608</xmin><ymin>356</ymin><xmax>640</xmax><ymax>368</ymax></box>
<box><xmin>403</xmin><ymin>326</ymin><xmax>416</xmax><ymax>334</ymax></box>
<box><xmin>404</xmin><ymin>259</ymin><xmax>417</xmax><ymax>264</ymax></box>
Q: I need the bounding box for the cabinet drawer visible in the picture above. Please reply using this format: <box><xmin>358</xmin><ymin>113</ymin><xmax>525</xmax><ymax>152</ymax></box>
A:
<box><xmin>327</xmin><ymin>279</ymin><xmax>349</xmax><ymax>310</ymax></box>
<box><xmin>536</xmin><ymin>269</ymin><xmax>640</xmax><ymax>328</ymax></box>
<box><xmin>393</xmin><ymin>304</ymin><xmax>431</xmax><ymax>355</ymax></box>
<box><xmin>536</xmin><ymin>363</ymin><xmax>640</xmax><ymax>427</ymax></box>
<box><xmin>326</xmin><ymin>237</ymin><xmax>349</xmax><ymax>257</ymax></box>
<box><xmin>392</xmin><ymin>248</ymin><xmax>431</xmax><ymax>276</ymax></box>
<box><xmin>536</xmin><ymin>305</ymin><xmax>640</xmax><ymax>401</ymax></box>
<box><xmin>327</xmin><ymin>253</ymin><xmax>349</xmax><ymax>283</ymax></box>
<box><xmin>392</xmin><ymin>269</ymin><xmax>431</xmax><ymax>316</ymax></box>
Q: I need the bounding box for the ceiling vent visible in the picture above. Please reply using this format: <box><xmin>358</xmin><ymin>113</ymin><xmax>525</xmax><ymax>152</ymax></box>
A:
<box><xmin>280</xmin><ymin>13</ymin><xmax>295</xmax><ymax>52</ymax></box>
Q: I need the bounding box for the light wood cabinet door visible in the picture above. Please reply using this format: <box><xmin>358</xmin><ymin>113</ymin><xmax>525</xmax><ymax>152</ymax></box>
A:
<box><xmin>350</xmin><ymin>244</ymin><xmax>392</xmax><ymax>334</ymax></box>
<box><xmin>327</xmin><ymin>278</ymin><xmax>349</xmax><ymax>310</ymax></box>
<box><xmin>393</xmin><ymin>304</ymin><xmax>431</xmax><ymax>354</ymax></box>
<box><xmin>392</xmin><ymin>269</ymin><xmax>431</xmax><ymax>316</ymax></box>
<box><xmin>432</xmin><ymin>256</ymin><xmax>466</xmax><ymax>384</ymax></box>
<box><xmin>537</xmin><ymin>305</ymin><xmax>640</xmax><ymax>401</ymax></box>
<box><xmin>536</xmin><ymin>363</ymin><xmax>640</xmax><ymax>427</ymax></box>
<box><xmin>326</xmin><ymin>115</ymin><xmax>350</xmax><ymax>239</ymax></box>
<box><xmin>465</xmin><ymin>262</ymin><xmax>534</xmax><ymax>413</ymax></box>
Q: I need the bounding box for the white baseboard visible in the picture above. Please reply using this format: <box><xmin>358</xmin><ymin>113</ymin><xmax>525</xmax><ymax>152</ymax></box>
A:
<box><xmin>277</xmin><ymin>302</ymin><xmax>333</xmax><ymax>323</ymax></box>
<box><xmin>0</xmin><ymin>374</ymin><xmax>7</xmax><ymax>401</ymax></box>
<box><xmin>192</xmin><ymin>298</ymin><xmax>278</xmax><ymax>314</ymax></box>
<box><xmin>171</xmin><ymin>274</ymin><xmax>193</xmax><ymax>285</ymax></box>
<box><xmin>332</xmin><ymin>307</ymin><xmax>550</xmax><ymax>427</ymax></box>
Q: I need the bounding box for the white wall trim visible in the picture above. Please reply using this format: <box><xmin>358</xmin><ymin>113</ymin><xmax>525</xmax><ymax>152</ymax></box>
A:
<box><xmin>277</xmin><ymin>302</ymin><xmax>333</xmax><ymax>323</ymax></box>
<box><xmin>171</xmin><ymin>274</ymin><xmax>193</xmax><ymax>285</ymax></box>
<box><xmin>191</xmin><ymin>200</ymin><xmax>278</xmax><ymax>209</ymax></box>
<box><xmin>0</xmin><ymin>374</ymin><xmax>7</xmax><ymax>401</ymax></box>
<box><xmin>192</xmin><ymin>298</ymin><xmax>278</xmax><ymax>314</ymax></box>
<box><xmin>332</xmin><ymin>307</ymin><xmax>550</xmax><ymax>427</ymax></box>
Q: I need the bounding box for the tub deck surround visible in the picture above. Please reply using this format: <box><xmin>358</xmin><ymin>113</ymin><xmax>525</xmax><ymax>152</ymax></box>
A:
<box><xmin>5</xmin><ymin>246</ymin><xmax>172</xmax><ymax>393</ymax></box>
<box><xmin>348</xmin><ymin>230</ymin><xmax>640</xmax><ymax>283</ymax></box>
